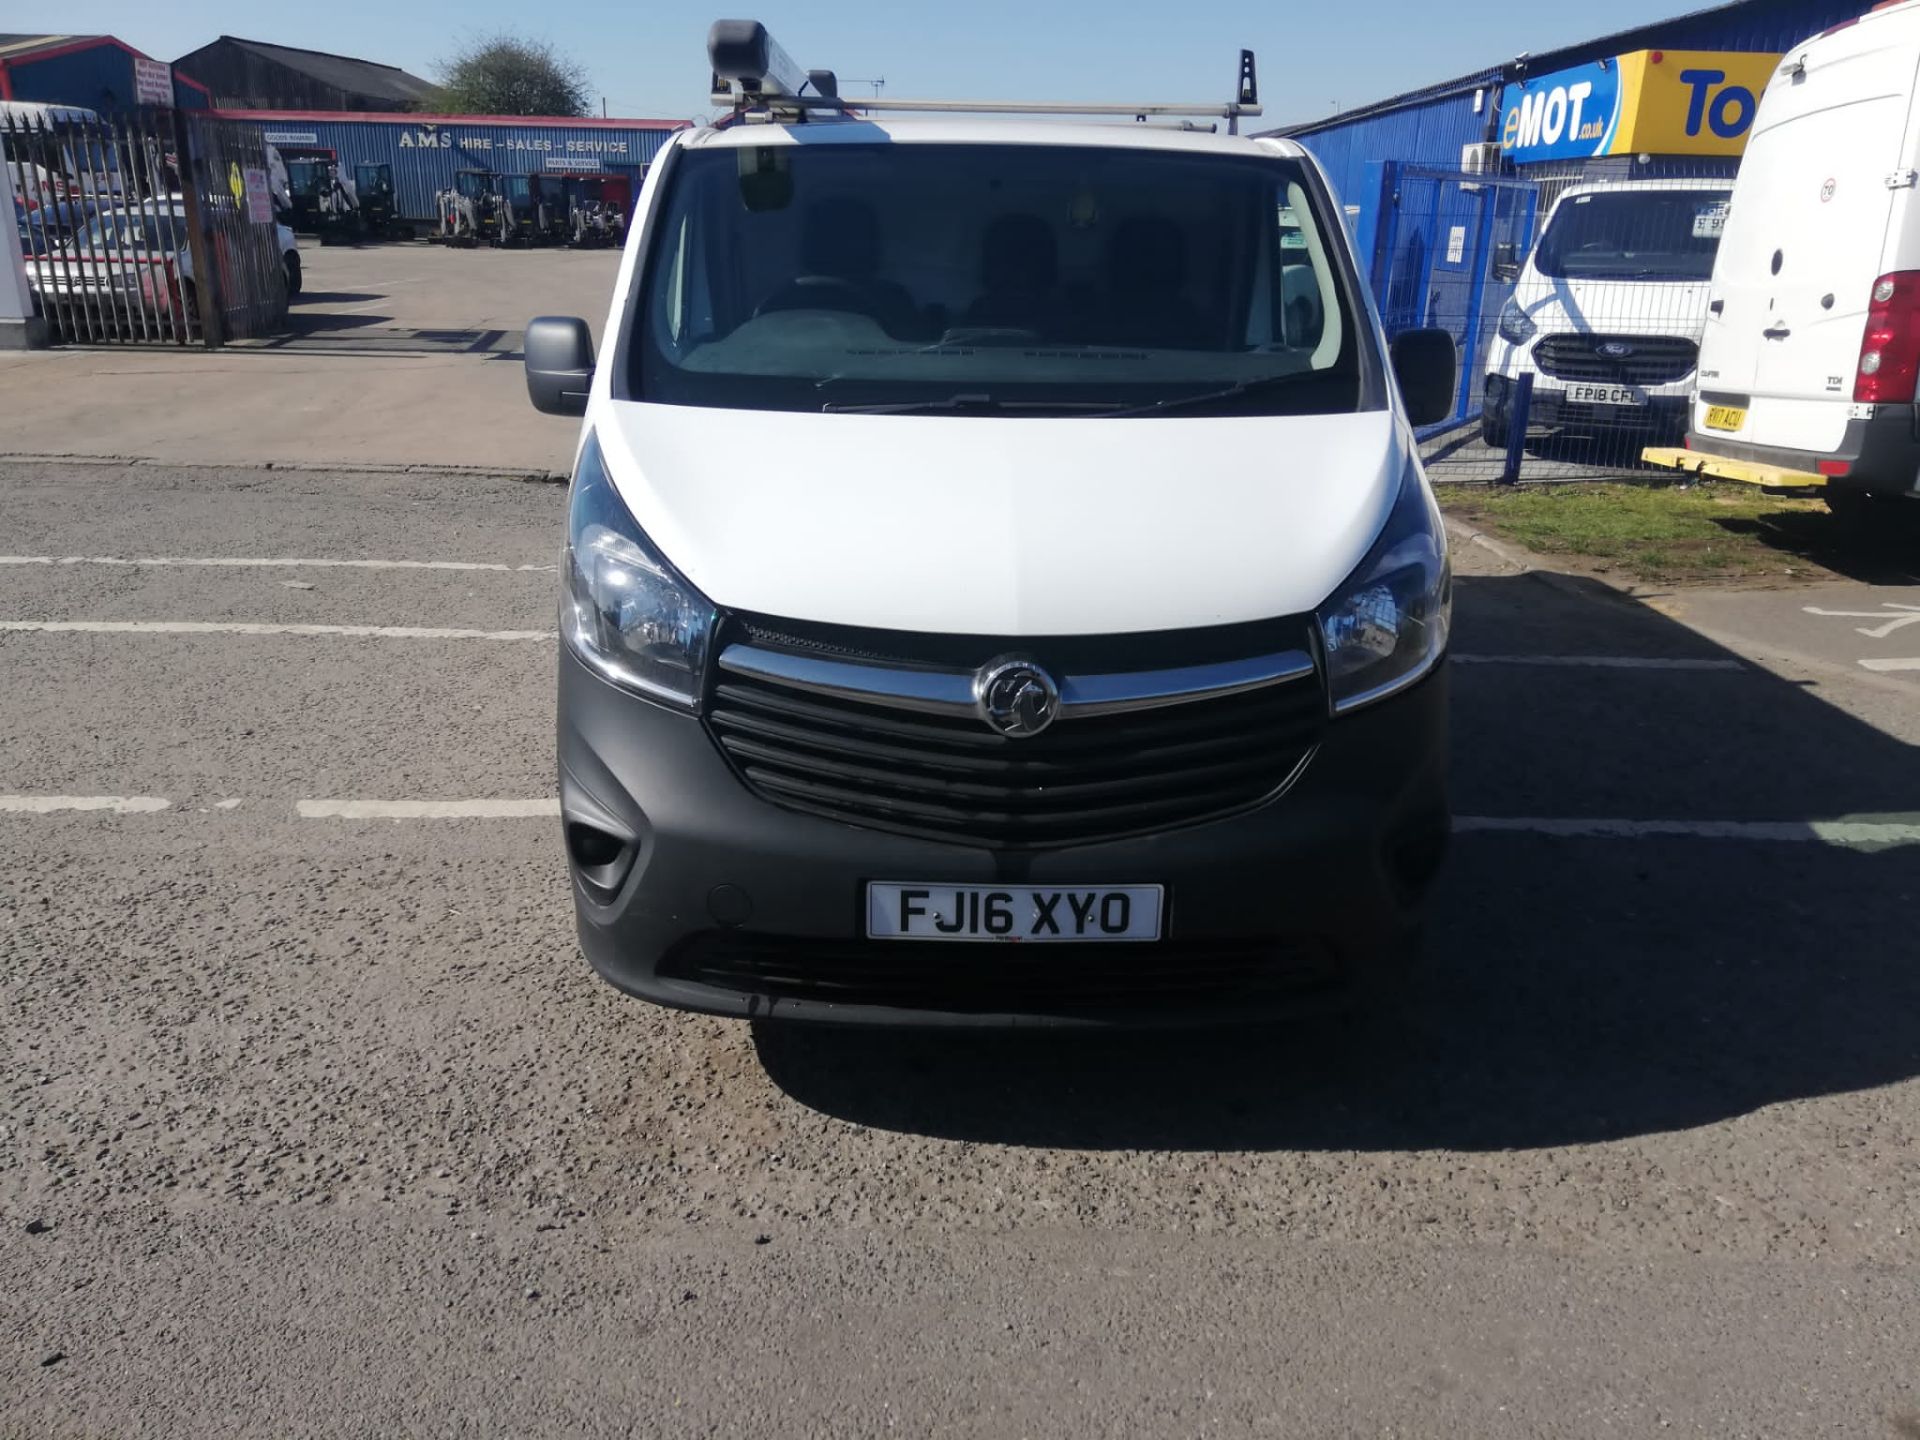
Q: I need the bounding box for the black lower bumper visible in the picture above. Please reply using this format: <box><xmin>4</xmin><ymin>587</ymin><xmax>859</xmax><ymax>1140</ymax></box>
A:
<box><xmin>1684</xmin><ymin>403</ymin><xmax>1920</xmax><ymax>499</ymax></box>
<box><xmin>1484</xmin><ymin>373</ymin><xmax>1691</xmax><ymax>437</ymax></box>
<box><xmin>556</xmin><ymin>649</ymin><xmax>1450</xmax><ymax>1028</ymax></box>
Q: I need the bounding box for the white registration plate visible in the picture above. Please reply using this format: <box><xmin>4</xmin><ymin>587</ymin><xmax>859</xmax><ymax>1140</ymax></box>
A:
<box><xmin>866</xmin><ymin>883</ymin><xmax>1164</xmax><ymax>943</ymax></box>
<box><xmin>1567</xmin><ymin>382</ymin><xmax>1646</xmax><ymax>407</ymax></box>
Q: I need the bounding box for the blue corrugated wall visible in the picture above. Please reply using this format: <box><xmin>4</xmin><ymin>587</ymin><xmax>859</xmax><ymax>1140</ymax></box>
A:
<box><xmin>7</xmin><ymin>48</ymin><xmax>142</xmax><ymax>112</ymax></box>
<box><xmin>233</xmin><ymin>116</ymin><xmax>682</xmax><ymax>224</ymax></box>
<box><xmin>1294</xmin><ymin>85</ymin><xmax>1494</xmax><ymax>265</ymax></box>
<box><xmin>1286</xmin><ymin>0</ymin><xmax>1879</xmax><ymax>267</ymax></box>
<box><xmin>1589</xmin><ymin>0</ymin><xmax>1872</xmax><ymax>52</ymax></box>
<box><xmin>7</xmin><ymin>43</ymin><xmax>216</xmax><ymax>113</ymax></box>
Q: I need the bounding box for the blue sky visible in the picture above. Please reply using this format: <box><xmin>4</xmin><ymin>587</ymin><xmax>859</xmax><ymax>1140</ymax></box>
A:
<box><xmin>67</xmin><ymin>0</ymin><xmax>1685</xmax><ymax>126</ymax></box>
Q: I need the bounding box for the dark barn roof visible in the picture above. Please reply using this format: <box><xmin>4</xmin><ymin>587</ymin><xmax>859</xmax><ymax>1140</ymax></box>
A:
<box><xmin>175</xmin><ymin>35</ymin><xmax>438</xmax><ymax>109</ymax></box>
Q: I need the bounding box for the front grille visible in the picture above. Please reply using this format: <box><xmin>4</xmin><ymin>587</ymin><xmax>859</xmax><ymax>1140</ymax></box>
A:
<box><xmin>661</xmin><ymin>933</ymin><xmax>1342</xmax><ymax>1015</ymax></box>
<box><xmin>1532</xmin><ymin>333</ymin><xmax>1698</xmax><ymax>386</ymax></box>
<box><xmin>704</xmin><ymin>619</ymin><xmax>1326</xmax><ymax>848</ymax></box>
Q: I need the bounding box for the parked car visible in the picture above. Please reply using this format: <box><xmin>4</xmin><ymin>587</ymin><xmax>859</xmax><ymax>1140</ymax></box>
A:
<box><xmin>24</xmin><ymin>200</ymin><xmax>300</xmax><ymax>324</ymax></box>
<box><xmin>1482</xmin><ymin>179</ymin><xmax>1733</xmax><ymax>448</ymax></box>
<box><xmin>519</xmin><ymin>22</ymin><xmax>1460</xmax><ymax>1028</ymax></box>
<box><xmin>1660</xmin><ymin>1</ymin><xmax>1920</xmax><ymax>519</ymax></box>
<box><xmin>13</xmin><ymin>195</ymin><xmax>94</xmax><ymax>257</ymax></box>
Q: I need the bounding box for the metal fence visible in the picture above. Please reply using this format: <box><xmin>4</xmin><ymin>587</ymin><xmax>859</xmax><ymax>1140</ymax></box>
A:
<box><xmin>1371</xmin><ymin>165</ymin><xmax>1735</xmax><ymax>484</ymax></box>
<box><xmin>4</xmin><ymin>108</ymin><xmax>288</xmax><ymax>347</ymax></box>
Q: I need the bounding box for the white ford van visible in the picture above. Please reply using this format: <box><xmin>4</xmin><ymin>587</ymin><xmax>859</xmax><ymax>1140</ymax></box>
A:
<box><xmin>524</xmin><ymin>23</ymin><xmax>1460</xmax><ymax>1026</ymax></box>
<box><xmin>1483</xmin><ymin>179</ymin><xmax>1732</xmax><ymax>448</ymax></box>
<box><xmin>0</xmin><ymin>101</ymin><xmax>127</xmax><ymax>208</ymax></box>
<box><xmin>1674</xmin><ymin>1</ymin><xmax>1920</xmax><ymax>515</ymax></box>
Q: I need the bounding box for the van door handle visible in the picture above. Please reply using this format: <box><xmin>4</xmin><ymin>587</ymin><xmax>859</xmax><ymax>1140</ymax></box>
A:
<box><xmin>1763</xmin><ymin>324</ymin><xmax>1792</xmax><ymax>339</ymax></box>
<box><xmin>1709</xmin><ymin>298</ymin><xmax>1724</xmax><ymax>314</ymax></box>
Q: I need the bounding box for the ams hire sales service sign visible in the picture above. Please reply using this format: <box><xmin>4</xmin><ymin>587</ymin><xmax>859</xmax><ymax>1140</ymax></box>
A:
<box><xmin>1500</xmin><ymin>50</ymin><xmax>1781</xmax><ymax>163</ymax></box>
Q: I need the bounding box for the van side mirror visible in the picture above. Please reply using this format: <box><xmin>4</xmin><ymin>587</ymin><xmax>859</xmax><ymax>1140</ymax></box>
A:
<box><xmin>1390</xmin><ymin>328</ymin><xmax>1457</xmax><ymax>429</ymax></box>
<box><xmin>1491</xmin><ymin>241</ymin><xmax>1521</xmax><ymax>282</ymax></box>
<box><xmin>526</xmin><ymin>316</ymin><xmax>595</xmax><ymax>416</ymax></box>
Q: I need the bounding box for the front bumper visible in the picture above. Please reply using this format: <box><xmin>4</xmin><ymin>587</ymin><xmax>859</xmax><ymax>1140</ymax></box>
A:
<box><xmin>1484</xmin><ymin>372</ymin><xmax>1691</xmax><ymax>436</ymax></box>
<box><xmin>557</xmin><ymin>648</ymin><xmax>1451</xmax><ymax>1028</ymax></box>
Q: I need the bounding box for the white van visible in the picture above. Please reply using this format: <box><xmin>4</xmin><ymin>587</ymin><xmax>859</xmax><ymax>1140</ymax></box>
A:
<box><xmin>1672</xmin><ymin>1</ymin><xmax>1920</xmax><ymax>515</ymax></box>
<box><xmin>1483</xmin><ymin>179</ymin><xmax>1732</xmax><ymax>448</ymax></box>
<box><xmin>0</xmin><ymin>101</ymin><xmax>127</xmax><ymax>207</ymax></box>
<box><xmin>523</xmin><ymin>23</ymin><xmax>1460</xmax><ymax>1026</ymax></box>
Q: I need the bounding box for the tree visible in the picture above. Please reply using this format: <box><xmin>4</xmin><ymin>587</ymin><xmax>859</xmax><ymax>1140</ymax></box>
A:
<box><xmin>437</xmin><ymin>35</ymin><xmax>592</xmax><ymax>117</ymax></box>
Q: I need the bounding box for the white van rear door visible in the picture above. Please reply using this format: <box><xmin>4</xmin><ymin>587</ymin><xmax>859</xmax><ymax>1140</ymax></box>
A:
<box><xmin>1701</xmin><ymin>20</ymin><xmax>1920</xmax><ymax>452</ymax></box>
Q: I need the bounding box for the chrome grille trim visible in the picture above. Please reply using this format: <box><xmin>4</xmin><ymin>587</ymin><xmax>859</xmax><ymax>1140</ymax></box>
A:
<box><xmin>716</xmin><ymin>643</ymin><xmax>1317</xmax><ymax>720</ymax></box>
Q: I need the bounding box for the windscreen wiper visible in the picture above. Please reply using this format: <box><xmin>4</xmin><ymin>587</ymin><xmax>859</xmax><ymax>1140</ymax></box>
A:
<box><xmin>1096</xmin><ymin>372</ymin><xmax>1306</xmax><ymax>418</ymax></box>
<box><xmin>821</xmin><ymin>393</ymin><xmax>1122</xmax><ymax>415</ymax></box>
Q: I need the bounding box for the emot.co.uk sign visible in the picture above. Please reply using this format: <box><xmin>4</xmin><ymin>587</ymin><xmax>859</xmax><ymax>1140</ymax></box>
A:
<box><xmin>1500</xmin><ymin>50</ymin><xmax>1781</xmax><ymax>164</ymax></box>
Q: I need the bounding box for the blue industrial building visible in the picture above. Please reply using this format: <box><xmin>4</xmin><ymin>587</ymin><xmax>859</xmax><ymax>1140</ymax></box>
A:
<box><xmin>5</xmin><ymin>35</ymin><xmax>683</xmax><ymax>228</ymax></box>
<box><xmin>0</xmin><ymin>33</ymin><xmax>209</xmax><ymax>110</ymax></box>
<box><xmin>212</xmin><ymin>109</ymin><xmax>688</xmax><ymax>226</ymax></box>
<box><xmin>1277</xmin><ymin>0</ymin><xmax>1870</xmax><ymax>270</ymax></box>
<box><xmin>1268</xmin><ymin>0</ymin><xmax>1880</xmax><ymax>433</ymax></box>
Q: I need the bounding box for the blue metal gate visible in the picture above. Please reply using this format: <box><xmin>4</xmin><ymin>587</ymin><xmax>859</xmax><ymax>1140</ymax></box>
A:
<box><xmin>1371</xmin><ymin>163</ymin><xmax>1538</xmax><ymax>438</ymax></box>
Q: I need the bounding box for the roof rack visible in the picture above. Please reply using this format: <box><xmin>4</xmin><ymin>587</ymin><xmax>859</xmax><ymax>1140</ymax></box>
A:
<box><xmin>707</xmin><ymin>20</ymin><xmax>1261</xmax><ymax>134</ymax></box>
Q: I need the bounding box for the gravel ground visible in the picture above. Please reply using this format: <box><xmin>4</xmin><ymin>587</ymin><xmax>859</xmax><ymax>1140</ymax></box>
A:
<box><xmin>2</xmin><ymin>461</ymin><xmax>1918</xmax><ymax>1437</ymax></box>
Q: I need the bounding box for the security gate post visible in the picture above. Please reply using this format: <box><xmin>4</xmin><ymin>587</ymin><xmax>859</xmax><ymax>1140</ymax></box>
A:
<box><xmin>172</xmin><ymin>107</ymin><xmax>223</xmax><ymax>348</ymax></box>
<box><xmin>1500</xmin><ymin>373</ymin><xmax>1532</xmax><ymax>484</ymax></box>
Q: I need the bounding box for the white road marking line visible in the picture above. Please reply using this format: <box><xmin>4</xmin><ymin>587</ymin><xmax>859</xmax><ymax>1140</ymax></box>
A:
<box><xmin>1</xmin><ymin>794</ymin><xmax>1906</xmax><ymax>843</ymax></box>
<box><xmin>1455</xmin><ymin>816</ymin><xmax>1920</xmax><ymax>846</ymax></box>
<box><xmin>1804</xmin><ymin>602</ymin><xmax>1920</xmax><ymax>641</ymax></box>
<box><xmin>1452</xmin><ymin>654</ymin><xmax>1744</xmax><ymax>671</ymax></box>
<box><xmin>1860</xmin><ymin>658</ymin><xmax>1920</xmax><ymax>673</ymax></box>
<box><xmin>0</xmin><ymin>794</ymin><xmax>170</xmax><ymax>815</ymax></box>
<box><xmin>0</xmin><ymin>555</ymin><xmax>557</xmax><ymax>573</ymax></box>
<box><xmin>297</xmin><ymin>799</ymin><xmax>561</xmax><ymax>820</ymax></box>
<box><xmin>0</xmin><ymin>621</ymin><xmax>554</xmax><ymax>641</ymax></box>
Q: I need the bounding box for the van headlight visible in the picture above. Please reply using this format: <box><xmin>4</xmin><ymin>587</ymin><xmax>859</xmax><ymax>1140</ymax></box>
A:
<box><xmin>1497</xmin><ymin>299</ymin><xmax>1537</xmax><ymax>346</ymax></box>
<box><xmin>563</xmin><ymin>433</ymin><xmax>717</xmax><ymax>709</ymax></box>
<box><xmin>1316</xmin><ymin>461</ymin><xmax>1451</xmax><ymax>713</ymax></box>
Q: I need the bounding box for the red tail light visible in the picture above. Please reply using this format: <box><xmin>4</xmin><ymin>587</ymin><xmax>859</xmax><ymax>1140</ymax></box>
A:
<box><xmin>1854</xmin><ymin>271</ymin><xmax>1920</xmax><ymax>402</ymax></box>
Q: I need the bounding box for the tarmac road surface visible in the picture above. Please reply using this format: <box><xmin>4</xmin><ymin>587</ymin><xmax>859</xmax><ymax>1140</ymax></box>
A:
<box><xmin>3</xmin><ymin>460</ymin><xmax>1918</xmax><ymax>1438</ymax></box>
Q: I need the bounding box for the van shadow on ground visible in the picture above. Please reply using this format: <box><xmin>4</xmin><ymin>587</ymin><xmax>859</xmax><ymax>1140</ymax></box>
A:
<box><xmin>1712</xmin><ymin>508</ymin><xmax>1920</xmax><ymax>586</ymax></box>
<box><xmin>252</xmin><ymin>309</ymin><xmax>520</xmax><ymax>359</ymax></box>
<box><xmin>753</xmin><ymin>572</ymin><xmax>1920</xmax><ymax>1152</ymax></box>
<box><xmin>289</xmin><ymin>290</ymin><xmax>384</xmax><ymax>306</ymax></box>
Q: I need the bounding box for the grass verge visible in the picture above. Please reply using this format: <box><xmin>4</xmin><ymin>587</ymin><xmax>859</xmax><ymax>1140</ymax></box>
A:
<box><xmin>1437</xmin><ymin>482</ymin><xmax>1838</xmax><ymax>585</ymax></box>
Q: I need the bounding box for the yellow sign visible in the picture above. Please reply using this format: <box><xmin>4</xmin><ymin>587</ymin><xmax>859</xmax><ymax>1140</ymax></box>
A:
<box><xmin>229</xmin><ymin>161</ymin><xmax>244</xmax><ymax>204</ymax></box>
<box><xmin>1612</xmin><ymin>50</ymin><xmax>1781</xmax><ymax>157</ymax></box>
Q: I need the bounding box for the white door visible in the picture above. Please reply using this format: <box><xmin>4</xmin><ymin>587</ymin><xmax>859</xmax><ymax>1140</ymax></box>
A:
<box><xmin>1699</xmin><ymin>20</ymin><xmax>1920</xmax><ymax>452</ymax></box>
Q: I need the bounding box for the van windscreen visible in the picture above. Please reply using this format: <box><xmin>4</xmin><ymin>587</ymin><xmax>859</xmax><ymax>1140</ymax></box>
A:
<box><xmin>1534</xmin><ymin>189</ymin><xmax>1727</xmax><ymax>282</ymax></box>
<box><xmin>631</xmin><ymin>142</ymin><xmax>1371</xmax><ymax>416</ymax></box>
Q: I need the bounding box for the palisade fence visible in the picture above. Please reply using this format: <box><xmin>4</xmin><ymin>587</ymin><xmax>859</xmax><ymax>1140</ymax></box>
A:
<box><xmin>1371</xmin><ymin>164</ymin><xmax>1735</xmax><ymax>484</ymax></box>
<box><xmin>3</xmin><ymin>108</ymin><xmax>288</xmax><ymax>347</ymax></box>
